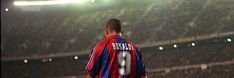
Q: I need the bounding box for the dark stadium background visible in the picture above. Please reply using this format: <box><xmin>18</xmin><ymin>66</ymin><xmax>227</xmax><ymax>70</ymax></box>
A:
<box><xmin>1</xmin><ymin>0</ymin><xmax>234</xmax><ymax>78</ymax></box>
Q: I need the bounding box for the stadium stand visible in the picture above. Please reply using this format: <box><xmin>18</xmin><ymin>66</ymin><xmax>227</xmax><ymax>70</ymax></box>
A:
<box><xmin>1</xmin><ymin>0</ymin><xmax>234</xmax><ymax>78</ymax></box>
<box><xmin>1</xmin><ymin>0</ymin><xmax>234</xmax><ymax>57</ymax></box>
<box><xmin>1</xmin><ymin>35</ymin><xmax>233</xmax><ymax>78</ymax></box>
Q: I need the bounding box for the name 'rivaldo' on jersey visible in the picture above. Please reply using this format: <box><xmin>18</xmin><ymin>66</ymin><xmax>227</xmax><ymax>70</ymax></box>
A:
<box><xmin>111</xmin><ymin>43</ymin><xmax>134</xmax><ymax>51</ymax></box>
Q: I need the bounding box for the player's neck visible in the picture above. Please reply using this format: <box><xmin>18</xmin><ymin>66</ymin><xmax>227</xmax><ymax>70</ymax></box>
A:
<box><xmin>106</xmin><ymin>32</ymin><xmax>120</xmax><ymax>38</ymax></box>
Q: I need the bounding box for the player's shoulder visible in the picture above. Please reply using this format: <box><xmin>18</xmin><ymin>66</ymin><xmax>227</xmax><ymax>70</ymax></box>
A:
<box><xmin>91</xmin><ymin>39</ymin><xmax>109</xmax><ymax>52</ymax></box>
<box><xmin>96</xmin><ymin>39</ymin><xmax>108</xmax><ymax>46</ymax></box>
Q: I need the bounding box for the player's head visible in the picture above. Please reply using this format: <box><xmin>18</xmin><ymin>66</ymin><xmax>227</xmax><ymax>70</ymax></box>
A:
<box><xmin>105</xmin><ymin>18</ymin><xmax>122</xmax><ymax>37</ymax></box>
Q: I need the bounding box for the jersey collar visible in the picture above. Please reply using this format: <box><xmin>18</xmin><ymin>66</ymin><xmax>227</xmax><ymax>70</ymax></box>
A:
<box><xmin>107</xmin><ymin>35</ymin><xmax>122</xmax><ymax>39</ymax></box>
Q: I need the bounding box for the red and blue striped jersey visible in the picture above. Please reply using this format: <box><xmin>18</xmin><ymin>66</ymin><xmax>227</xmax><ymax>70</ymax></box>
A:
<box><xmin>85</xmin><ymin>35</ymin><xmax>146</xmax><ymax>78</ymax></box>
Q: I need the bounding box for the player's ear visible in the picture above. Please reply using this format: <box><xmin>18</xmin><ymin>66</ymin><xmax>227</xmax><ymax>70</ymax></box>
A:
<box><xmin>119</xmin><ymin>31</ymin><xmax>123</xmax><ymax>36</ymax></box>
<box><xmin>105</xmin><ymin>28</ymin><xmax>109</xmax><ymax>35</ymax></box>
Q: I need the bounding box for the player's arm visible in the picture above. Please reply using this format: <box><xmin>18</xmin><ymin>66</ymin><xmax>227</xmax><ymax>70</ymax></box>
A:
<box><xmin>86</xmin><ymin>74</ymin><xmax>90</xmax><ymax>78</ymax></box>
<box><xmin>85</xmin><ymin>48</ymin><xmax>101</xmax><ymax>77</ymax></box>
<box><xmin>85</xmin><ymin>49</ymin><xmax>100</xmax><ymax>77</ymax></box>
<box><xmin>141</xmin><ymin>74</ymin><xmax>148</xmax><ymax>78</ymax></box>
<box><xmin>86</xmin><ymin>68</ymin><xmax>94</xmax><ymax>78</ymax></box>
<box><xmin>85</xmin><ymin>42</ymin><xmax>105</xmax><ymax>78</ymax></box>
<box><xmin>86</xmin><ymin>74</ymin><xmax>92</xmax><ymax>78</ymax></box>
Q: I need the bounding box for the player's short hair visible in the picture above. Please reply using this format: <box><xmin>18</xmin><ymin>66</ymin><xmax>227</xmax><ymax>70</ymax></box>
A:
<box><xmin>105</xmin><ymin>19</ymin><xmax>122</xmax><ymax>33</ymax></box>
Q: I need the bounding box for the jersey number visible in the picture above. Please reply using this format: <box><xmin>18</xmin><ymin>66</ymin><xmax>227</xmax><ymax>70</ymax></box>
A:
<box><xmin>117</xmin><ymin>51</ymin><xmax>131</xmax><ymax>76</ymax></box>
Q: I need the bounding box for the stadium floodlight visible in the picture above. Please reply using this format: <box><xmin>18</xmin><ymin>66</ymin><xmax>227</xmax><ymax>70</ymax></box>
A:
<box><xmin>5</xmin><ymin>8</ymin><xmax>9</xmax><ymax>11</ymax></box>
<box><xmin>42</xmin><ymin>59</ymin><xmax>47</xmax><ymax>62</ymax></box>
<box><xmin>58</xmin><ymin>0</ymin><xmax>88</xmax><ymax>4</ymax></box>
<box><xmin>48</xmin><ymin>58</ymin><xmax>53</xmax><ymax>62</ymax></box>
<box><xmin>191</xmin><ymin>42</ymin><xmax>196</xmax><ymax>47</ymax></box>
<box><xmin>13</xmin><ymin>0</ymin><xmax>88</xmax><ymax>6</ymax></box>
<box><xmin>173</xmin><ymin>44</ymin><xmax>177</xmax><ymax>48</ymax></box>
<box><xmin>158</xmin><ymin>46</ymin><xmax>163</xmax><ymax>50</ymax></box>
<box><xmin>90</xmin><ymin>0</ymin><xmax>95</xmax><ymax>3</ymax></box>
<box><xmin>227</xmin><ymin>38</ymin><xmax>232</xmax><ymax>42</ymax></box>
<box><xmin>24</xmin><ymin>59</ymin><xmax>28</xmax><ymax>63</ymax></box>
<box><xmin>74</xmin><ymin>56</ymin><xmax>79</xmax><ymax>60</ymax></box>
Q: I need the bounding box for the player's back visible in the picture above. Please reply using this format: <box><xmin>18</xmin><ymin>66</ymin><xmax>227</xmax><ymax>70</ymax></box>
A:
<box><xmin>86</xmin><ymin>35</ymin><xmax>146</xmax><ymax>78</ymax></box>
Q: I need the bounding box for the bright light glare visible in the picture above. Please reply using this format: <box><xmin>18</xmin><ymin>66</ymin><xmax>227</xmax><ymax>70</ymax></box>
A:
<box><xmin>74</xmin><ymin>56</ymin><xmax>79</xmax><ymax>60</ymax></box>
<box><xmin>48</xmin><ymin>58</ymin><xmax>52</xmax><ymax>62</ymax></box>
<box><xmin>227</xmin><ymin>38</ymin><xmax>232</xmax><ymax>42</ymax></box>
<box><xmin>14</xmin><ymin>0</ymin><xmax>88</xmax><ymax>6</ymax></box>
<box><xmin>24</xmin><ymin>59</ymin><xmax>28</xmax><ymax>63</ymax></box>
<box><xmin>90</xmin><ymin>0</ymin><xmax>95</xmax><ymax>3</ymax></box>
<box><xmin>159</xmin><ymin>46</ymin><xmax>163</xmax><ymax>50</ymax></box>
<box><xmin>5</xmin><ymin>8</ymin><xmax>9</xmax><ymax>11</ymax></box>
<box><xmin>191</xmin><ymin>43</ymin><xmax>196</xmax><ymax>47</ymax></box>
<box><xmin>173</xmin><ymin>44</ymin><xmax>177</xmax><ymax>48</ymax></box>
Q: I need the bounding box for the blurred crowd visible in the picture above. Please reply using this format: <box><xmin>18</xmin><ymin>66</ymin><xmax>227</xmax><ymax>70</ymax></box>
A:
<box><xmin>2</xmin><ymin>37</ymin><xmax>233</xmax><ymax>78</ymax></box>
<box><xmin>1</xmin><ymin>0</ymin><xmax>234</xmax><ymax>57</ymax></box>
<box><xmin>2</xmin><ymin>0</ymin><xmax>234</xmax><ymax>78</ymax></box>
<box><xmin>148</xmin><ymin>64</ymin><xmax>234</xmax><ymax>78</ymax></box>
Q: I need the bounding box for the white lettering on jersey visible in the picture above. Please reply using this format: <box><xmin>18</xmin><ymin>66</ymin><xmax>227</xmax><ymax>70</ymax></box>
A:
<box><xmin>112</xmin><ymin>43</ymin><xmax>134</xmax><ymax>50</ymax></box>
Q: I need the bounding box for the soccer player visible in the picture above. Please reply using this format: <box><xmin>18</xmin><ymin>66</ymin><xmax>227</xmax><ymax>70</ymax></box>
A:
<box><xmin>85</xmin><ymin>19</ymin><xmax>147</xmax><ymax>78</ymax></box>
